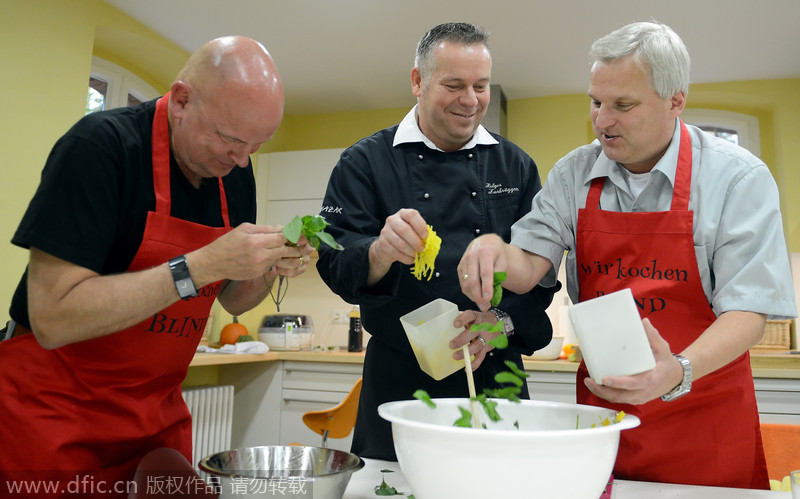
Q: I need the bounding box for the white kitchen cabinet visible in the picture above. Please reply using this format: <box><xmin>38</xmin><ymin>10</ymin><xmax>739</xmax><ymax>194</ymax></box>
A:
<box><xmin>754</xmin><ymin>377</ymin><xmax>800</xmax><ymax>424</ymax></box>
<box><xmin>526</xmin><ymin>369</ymin><xmax>577</xmax><ymax>404</ymax></box>
<box><xmin>255</xmin><ymin>148</ymin><xmax>345</xmax><ymax>226</ymax></box>
<box><xmin>278</xmin><ymin>361</ymin><xmax>363</xmax><ymax>452</ymax></box>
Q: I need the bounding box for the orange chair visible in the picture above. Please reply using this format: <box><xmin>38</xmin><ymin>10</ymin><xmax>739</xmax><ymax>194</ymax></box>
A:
<box><xmin>302</xmin><ymin>377</ymin><xmax>363</xmax><ymax>448</ymax></box>
<box><xmin>760</xmin><ymin>423</ymin><xmax>800</xmax><ymax>481</ymax></box>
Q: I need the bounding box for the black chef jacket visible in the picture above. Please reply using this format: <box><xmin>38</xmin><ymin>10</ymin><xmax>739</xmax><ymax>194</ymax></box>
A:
<box><xmin>317</xmin><ymin>124</ymin><xmax>556</xmax><ymax>460</ymax></box>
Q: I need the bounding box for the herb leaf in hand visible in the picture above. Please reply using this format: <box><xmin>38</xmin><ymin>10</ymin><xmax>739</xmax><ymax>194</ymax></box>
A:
<box><xmin>282</xmin><ymin>215</ymin><xmax>344</xmax><ymax>251</ymax></box>
<box><xmin>491</xmin><ymin>271</ymin><xmax>507</xmax><ymax>307</ymax></box>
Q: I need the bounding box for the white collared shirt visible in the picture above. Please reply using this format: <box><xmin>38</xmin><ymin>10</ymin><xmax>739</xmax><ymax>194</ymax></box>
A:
<box><xmin>392</xmin><ymin>105</ymin><xmax>498</xmax><ymax>151</ymax></box>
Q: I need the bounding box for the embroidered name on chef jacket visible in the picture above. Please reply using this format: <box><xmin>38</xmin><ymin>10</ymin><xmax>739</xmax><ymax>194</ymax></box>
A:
<box><xmin>486</xmin><ymin>182</ymin><xmax>520</xmax><ymax>196</ymax></box>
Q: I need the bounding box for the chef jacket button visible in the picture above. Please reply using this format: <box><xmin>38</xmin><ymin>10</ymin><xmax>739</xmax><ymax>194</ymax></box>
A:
<box><xmin>435</xmin><ymin>272</ymin><xmax>440</xmax><ymax>278</ymax></box>
<box><xmin>418</xmin><ymin>154</ymin><xmax>424</xmax><ymax>160</ymax></box>
<box><xmin>424</xmin><ymin>192</ymin><xmax>430</xmax><ymax>199</ymax></box>
<box><xmin>468</xmin><ymin>153</ymin><xmax>474</xmax><ymax>159</ymax></box>
<box><xmin>471</xmin><ymin>191</ymin><xmax>477</xmax><ymax>198</ymax></box>
<box><xmin>474</xmin><ymin>228</ymin><xmax>481</xmax><ymax>235</ymax></box>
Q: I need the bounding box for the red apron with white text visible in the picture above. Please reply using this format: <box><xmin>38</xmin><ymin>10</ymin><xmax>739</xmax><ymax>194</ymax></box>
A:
<box><xmin>574</xmin><ymin>121</ymin><xmax>768</xmax><ymax>488</ymax></box>
<box><xmin>0</xmin><ymin>94</ymin><xmax>231</xmax><ymax>494</ymax></box>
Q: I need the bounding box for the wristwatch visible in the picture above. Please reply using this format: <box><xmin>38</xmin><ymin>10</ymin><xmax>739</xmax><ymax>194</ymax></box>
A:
<box><xmin>489</xmin><ymin>308</ymin><xmax>515</xmax><ymax>338</ymax></box>
<box><xmin>169</xmin><ymin>255</ymin><xmax>198</xmax><ymax>299</ymax></box>
<box><xmin>661</xmin><ymin>354</ymin><xmax>692</xmax><ymax>402</ymax></box>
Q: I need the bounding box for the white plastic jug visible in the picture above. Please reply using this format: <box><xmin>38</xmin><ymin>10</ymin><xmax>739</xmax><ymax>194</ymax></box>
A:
<box><xmin>400</xmin><ymin>299</ymin><xmax>464</xmax><ymax>380</ymax></box>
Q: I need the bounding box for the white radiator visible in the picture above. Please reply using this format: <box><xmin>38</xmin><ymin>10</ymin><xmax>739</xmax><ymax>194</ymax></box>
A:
<box><xmin>181</xmin><ymin>385</ymin><xmax>234</xmax><ymax>469</ymax></box>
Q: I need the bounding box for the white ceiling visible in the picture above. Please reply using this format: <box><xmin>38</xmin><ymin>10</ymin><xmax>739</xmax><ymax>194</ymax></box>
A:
<box><xmin>105</xmin><ymin>0</ymin><xmax>800</xmax><ymax>116</ymax></box>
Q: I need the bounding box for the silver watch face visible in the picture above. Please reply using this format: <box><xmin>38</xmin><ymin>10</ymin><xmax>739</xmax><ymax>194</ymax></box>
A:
<box><xmin>176</xmin><ymin>278</ymin><xmax>194</xmax><ymax>296</ymax></box>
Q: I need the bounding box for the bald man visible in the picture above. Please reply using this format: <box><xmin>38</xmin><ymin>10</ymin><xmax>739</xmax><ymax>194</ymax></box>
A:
<box><xmin>0</xmin><ymin>36</ymin><xmax>309</xmax><ymax>490</ymax></box>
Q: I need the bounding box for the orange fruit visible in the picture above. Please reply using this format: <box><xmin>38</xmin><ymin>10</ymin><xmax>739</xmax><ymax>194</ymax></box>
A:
<box><xmin>220</xmin><ymin>317</ymin><xmax>249</xmax><ymax>345</ymax></box>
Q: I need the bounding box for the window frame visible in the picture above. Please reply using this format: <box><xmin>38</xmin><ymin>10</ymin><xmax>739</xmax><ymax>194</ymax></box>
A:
<box><xmin>89</xmin><ymin>57</ymin><xmax>159</xmax><ymax>111</ymax></box>
<box><xmin>681</xmin><ymin>108</ymin><xmax>761</xmax><ymax>158</ymax></box>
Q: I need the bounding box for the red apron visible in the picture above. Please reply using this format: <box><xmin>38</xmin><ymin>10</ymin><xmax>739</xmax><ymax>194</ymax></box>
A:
<box><xmin>0</xmin><ymin>94</ymin><xmax>231</xmax><ymax>495</ymax></box>
<box><xmin>574</xmin><ymin>121</ymin><xmax>768</xmax><ymax>489</ymax></box>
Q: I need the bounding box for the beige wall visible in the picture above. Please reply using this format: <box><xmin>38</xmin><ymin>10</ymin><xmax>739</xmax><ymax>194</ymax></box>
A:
<box><xmin>2</xmin><ymin>0</ymin><xmax>797</xmax><ymax>336</ymax></box>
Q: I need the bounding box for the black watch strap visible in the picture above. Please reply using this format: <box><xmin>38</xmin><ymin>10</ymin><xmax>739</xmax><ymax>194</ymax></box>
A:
<box><xmin>169</xmin><ymin>255</ymin><xmax>197</xmax><ymax>299</ymax></box>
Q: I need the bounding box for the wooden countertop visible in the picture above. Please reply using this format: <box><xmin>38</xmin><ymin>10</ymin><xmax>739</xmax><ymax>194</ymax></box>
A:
<box><xmin>189</xmin><ymin>349</ymin><xmax>366</xmax><ymax>367</ymax></box>
<box><xmin>189</xmin><ymin>348</ymin><xmax>800</xmax><ymax>378</ymax></box>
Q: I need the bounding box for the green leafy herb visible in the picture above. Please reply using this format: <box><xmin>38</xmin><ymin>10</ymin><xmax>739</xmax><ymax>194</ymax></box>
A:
<box><xmin>236</xmin><ymin>335</ymin><xmax>254</xmax><ymax>343</ymax></box>
<box><xmin>478</xmin><ymin>396</ymin><xmax>501</xmax><ymax>422</ymax></box>
<box><xmin>483</xmin><ymin>386</ymin><xmax>522</xmax><ymax>402</ymax></box>
<box><xmin>491</xmin><ymin>271</ymin><xmax>507</xmax><ymax>307</ymax></box>
<box><xmin>494</xmin><ymin>371</ymin><xmax>523</xmax><ymax>387</ymax></box>
<box><xmin>413</xmin><ymin>389</ymin><xmax>436</xmax><ymax>408</ymax></box>
<box><xmin>469</xmin><ymin>321</ymin><xmax>504</xmax><ymax>334</ymax></box>
<box><xmin>502</xmin><ymin>360</ymin><xmax>529</xmax><ymax>379</ymax></box>
<box><xmin>453</xmin><ymin>406</ymin><xmax>474</xmax><ymax>428</ymax></box>
<box><xmin>374</xmin><ymin>481</ymin><xmax>401</xmax><ymax>496</ymax></box>
<box><xmin>487</xmin><ymin>330</ymin><xmax>509</xmax><ymax>349</ymax></box>
<box><xmin>282</xmin><ymin>215</ymin><xmax>343</xmax><ymax>251</ymax></box>
<box><xmin>374</xmin><ymin>469</ymin><xmax>408</xmax><ymax>496</ymax></box>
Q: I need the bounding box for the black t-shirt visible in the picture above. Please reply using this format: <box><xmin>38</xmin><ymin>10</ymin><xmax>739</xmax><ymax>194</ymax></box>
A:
<box><xmin>9</xmin><ymin>98</ymin><xmax>256</xmax><ymax>326</ymax></box>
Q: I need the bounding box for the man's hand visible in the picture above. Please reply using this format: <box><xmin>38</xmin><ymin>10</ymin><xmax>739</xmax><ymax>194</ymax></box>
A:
<box><xmin>582</xmin><ymin>318</ymin><xmax>683</xmax><ymax>405</ymax></box>
<box><xmin>457</xmin><ymin>234</ymin><xmax>508</xmax><ymax>311</ymax></box>
<box><xmin>189</xmin><ymin>223</ymin><xmax>312</xmax><ymax>286</ymax></box>
<box><xmin>367</xmin><ymin>209</ymin><xmax>429</xmax><ymax>286</ymax></box>
<box><xmin>448</xmin><ymin>309</ymin><xmax>503</xmax><ymax>371</ymax></box>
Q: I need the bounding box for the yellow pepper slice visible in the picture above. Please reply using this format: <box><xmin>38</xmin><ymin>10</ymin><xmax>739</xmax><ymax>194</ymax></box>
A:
<box><xmin>412</xmin><ymin>225</ymin><xmax>441</xmax><ymax>281</ymax></box>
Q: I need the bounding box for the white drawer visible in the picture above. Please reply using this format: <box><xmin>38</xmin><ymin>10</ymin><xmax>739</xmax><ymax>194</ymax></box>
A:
<box><xmin>282</xmin><ymin>361</ymin><xmax>362</xmax><ymax>393</ymax></box>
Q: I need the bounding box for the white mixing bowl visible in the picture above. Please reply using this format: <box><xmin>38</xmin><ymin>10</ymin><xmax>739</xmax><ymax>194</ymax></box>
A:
<box><xmin>379</xmin><ymin>398</ymin><xmax>639</xmax><ymax>499</ymax></box>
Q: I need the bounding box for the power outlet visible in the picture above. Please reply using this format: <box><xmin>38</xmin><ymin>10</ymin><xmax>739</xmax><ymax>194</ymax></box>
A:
<box><xmin>331</xmin><ymin>310</ymin><xmax>350</xmax><ymax>324</ymax></box>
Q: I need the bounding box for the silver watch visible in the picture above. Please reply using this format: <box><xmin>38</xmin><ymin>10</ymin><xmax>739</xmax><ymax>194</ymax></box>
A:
<box><xmin>661</xmin><ymin>354</ymin><xmax>692</xmax><ymax>402</ymax></box>
<box><xmin>489</xmin><ymin>308</ymin><xmax>515</xmax><ymax>337</ymax></box>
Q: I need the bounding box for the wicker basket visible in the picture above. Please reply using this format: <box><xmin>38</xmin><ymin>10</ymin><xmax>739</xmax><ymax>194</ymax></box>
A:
<box><xmin>752</xmin><ymin>319</ymin><xmax>792</xmax><ymax>350</ymax></box>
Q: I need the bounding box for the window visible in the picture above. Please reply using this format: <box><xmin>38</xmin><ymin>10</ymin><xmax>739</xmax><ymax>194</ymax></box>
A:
<box><xmin>85</xmin><ymin>57</ymin><xmax>158</xmax><ymax>114</ymax></box>
<box><xmin>681</xmin><ymin>109</ymin><xmax>761</xmax><ymax>158</ymax></box>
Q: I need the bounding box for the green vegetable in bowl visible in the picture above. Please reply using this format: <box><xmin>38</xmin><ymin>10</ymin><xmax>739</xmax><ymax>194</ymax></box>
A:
<box><xmin>282</xmin><ymin>215</ymin><xmax>343</xmax><ymax>251</ymax></box>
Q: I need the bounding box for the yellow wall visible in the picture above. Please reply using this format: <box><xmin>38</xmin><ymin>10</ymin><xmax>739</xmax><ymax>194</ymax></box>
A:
<box><xmin>2</xmin><ymin>0</ymin><xmax>798</xmax><ymax>330</ymax></box>
<box><xmin>0</xmin><ymin>0</ymin><xmax>187</xmax><ymax>320</ymax></box>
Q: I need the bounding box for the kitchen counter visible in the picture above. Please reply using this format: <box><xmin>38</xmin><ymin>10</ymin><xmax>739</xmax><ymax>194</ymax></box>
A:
<box><xmin>189</xmin><ymin>349</ymin><xmax>364</xmax><ymax>367</ymax></box>
<box><xmin>189</xmin><ymin>348</ymin><xmax>800</xmax><ymax>378</ymax></box>
<box><xmin>345</xmin><ymin>458</ymin><xmax>790</xmax><ymax>498</ymax></box>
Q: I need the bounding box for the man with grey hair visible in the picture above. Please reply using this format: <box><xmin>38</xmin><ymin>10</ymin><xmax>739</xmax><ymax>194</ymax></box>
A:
<box><xmin>459</xmin><ymin>21</ymin><xmax>795</xmax><ymax>488</ymax></box>
<box><xmin>317</xmin><ymin>22</ymin><xmax>555</xmax><ymax>460</ymax></box>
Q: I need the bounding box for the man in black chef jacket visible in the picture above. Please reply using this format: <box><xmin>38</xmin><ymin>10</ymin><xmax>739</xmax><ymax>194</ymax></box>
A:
<box><xmin>316</xmin><ymin>22</ymin><xmax>556</xmax><ymax>460</ymax></box>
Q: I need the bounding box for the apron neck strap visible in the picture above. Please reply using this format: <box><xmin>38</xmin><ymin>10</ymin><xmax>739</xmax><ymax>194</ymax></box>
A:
<box><xmin>585</xmin><ymin>119</ymin><xmax>693</xmax><ymax>212</ymax></box>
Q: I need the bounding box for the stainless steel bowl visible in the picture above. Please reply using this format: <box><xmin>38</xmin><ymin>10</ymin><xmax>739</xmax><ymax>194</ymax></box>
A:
<box><xmin>199</xmin><ymin>446</ymin><xmax>364</xmax><ymax>498</ymax></box>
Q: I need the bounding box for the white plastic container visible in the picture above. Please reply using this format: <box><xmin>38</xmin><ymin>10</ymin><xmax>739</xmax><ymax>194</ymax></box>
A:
<box><xmin>568</xmin><ymin>288</ymin><xmax>655</xmax><ymax>384</ymax></box>
<box><xmin>399</xmin><ymin>299</ymin><xmax>464</xmax><ymax>380</ymax></box>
